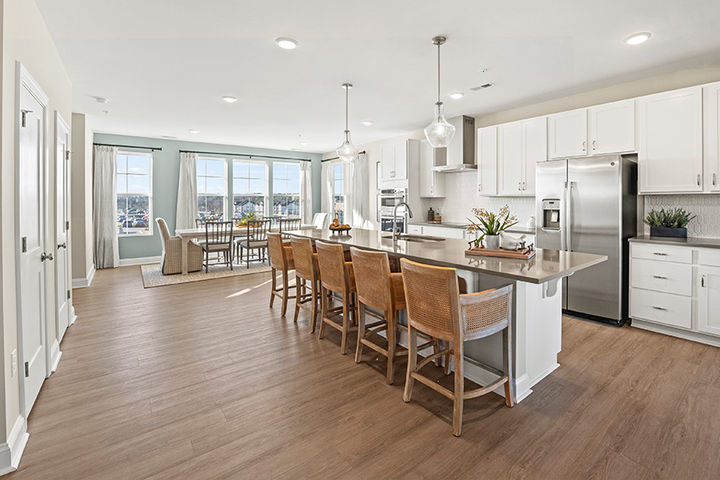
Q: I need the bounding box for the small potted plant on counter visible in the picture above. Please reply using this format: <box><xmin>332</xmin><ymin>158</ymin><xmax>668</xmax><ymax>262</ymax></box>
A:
<box><xmin>467</xmin><ymin>205</ymin><xmax>518</xmax><ymax>250</ymax></box>
<box><xmin>644</xmin><ymin>207</ymin><xmax>696</xmax><ymax>238</ymax></box>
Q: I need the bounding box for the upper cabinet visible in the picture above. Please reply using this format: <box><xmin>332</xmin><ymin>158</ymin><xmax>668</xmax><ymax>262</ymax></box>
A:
<box><xmin>548</xmin><ymin>100</ymin><xmax>635</xmax><ymax>159</ymax></box>
<box><xmin>380</xmin><ymin>139</ymin><xmax>410</xmax><ymax>188</ymax></box>
<box><xmin>548</xmin><ymin>109</ymin><xmax>587</xmax><ymax>158</ymax></box>
<box><xmin>638</xmin><ymin>86</ymin><xmax>703</xmax><ymax>193</ymax></box>
<box><xmin>477</xmin><ymin>126</ymin><xmax>498</xmax><ymax>196</ymax></box>
<box><xmin>704</xmin><ymin>82</ymin><xmax>720</xmax><ymax>193</ymax></box>
<box><xmin>418</xmin><ymin>140</ymin><xmax>445</xmax><ymax>198</ymax></box>
<box><xmin>496</xmin><ymin>117</ymin><xmax>545</xmax><ymax>196</ymax></box>
<box><xmin>588</xmin><ymin>99</ymin><xmax>636</xmax><ymax>155</ymax></box>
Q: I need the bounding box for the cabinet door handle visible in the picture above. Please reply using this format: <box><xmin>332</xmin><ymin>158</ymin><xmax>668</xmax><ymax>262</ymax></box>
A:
<box><xmin>518</xmin><ymin>182</ymin><xmax>521</xmax><ymax>191</ymax></box>
<box><xmin>592</xmin><ymin>139</ymin><xmax>597</xmax><ymax>150</ymax></box>
<box><xmin>652</xmin><ymin>275</ymin><xmax>667</xmax><ymax>280</ymax></box>
<box><xmin>697</xmin><ymin>174</ymin><xmax>701</xmax><ymax>186</ymax></box>
<box><xmin>652</xmin><ymin>306</ymin><xmax>667</xmax><ymax>311</ymax></box>
<box><xmin>713</xmin><ymin>173</ymin><xmax>717</xmax><ymax>186</ymax></box>
<box><xmin>701</xmin><ymin>275</ymin><xmax>706</xmax><ymax>288</ymax></box>
<box><xmin>582</xmin><ymin>140</ymin><xmax>586</xmax><ymax>152</ymax></box>
<box><xmin>652</xmin><ymin>252</ymin><xmax>668</xmax><ymax>256</ymax></box>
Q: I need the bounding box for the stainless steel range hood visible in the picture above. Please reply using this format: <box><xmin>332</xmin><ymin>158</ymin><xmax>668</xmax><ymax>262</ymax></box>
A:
<box><xmin>432</xmin><ymin>115</ymin><xmax>476</xmax><ymax>172</ymax></box>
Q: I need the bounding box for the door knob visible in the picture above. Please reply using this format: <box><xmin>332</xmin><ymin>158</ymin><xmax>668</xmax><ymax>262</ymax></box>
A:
<box><xmin>57</xmin><ymin>242</ymin><xmax>67</xmax><ymax>249</ymax></box>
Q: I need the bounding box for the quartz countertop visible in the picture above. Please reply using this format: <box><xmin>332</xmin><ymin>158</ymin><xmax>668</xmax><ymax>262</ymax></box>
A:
<box><xmin>410</xmin><ymin>222</ymin><xmax>537</xmax><ymax>235</ymax></box>
<box><xmin>287</xmin><ymin>228</ymin><xmax>605</xmax><ymax>284</ymax></box>
<box><xmin>630</xmin><ymin>235</ymin><xmax>720</xmax><ymax>250</ymax></box>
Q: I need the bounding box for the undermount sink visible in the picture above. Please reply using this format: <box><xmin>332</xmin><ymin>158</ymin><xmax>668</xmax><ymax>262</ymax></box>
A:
<box><xmin>382</xmin><ymin>234</ymin><xmax>446</xmax><ymax>242</ymax></box>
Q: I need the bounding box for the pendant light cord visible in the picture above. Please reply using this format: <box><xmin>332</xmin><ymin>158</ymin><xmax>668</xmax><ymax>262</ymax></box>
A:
<box><xmin>436</xmin><ymin>42</ymin><xmax>441</xmax><ymax>104</ymax></box>
<box><xmin>345</xmin><ymin>85</ymin><xmax>349</xmax><ymax>132</ymax></box>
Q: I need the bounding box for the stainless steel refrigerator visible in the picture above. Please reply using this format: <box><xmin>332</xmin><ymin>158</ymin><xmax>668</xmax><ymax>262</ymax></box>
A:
<box><xmin>536</xmin><ymin>155</ymin><xmax>637</xmax><ymax>325</ymax></box>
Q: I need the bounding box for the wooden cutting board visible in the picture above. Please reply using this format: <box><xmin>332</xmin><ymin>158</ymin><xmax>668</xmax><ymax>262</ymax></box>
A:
<box><xmin>465</xmin><ymin>246</ymin><xmax>536</xmax><ymax>259</ymax></box>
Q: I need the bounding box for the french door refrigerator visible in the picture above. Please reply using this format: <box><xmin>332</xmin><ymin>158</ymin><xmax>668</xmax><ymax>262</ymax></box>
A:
<box><xmin>536</xmin><ymin>155</ymin><xmax>637</xmax><ymax>325</ymax></box>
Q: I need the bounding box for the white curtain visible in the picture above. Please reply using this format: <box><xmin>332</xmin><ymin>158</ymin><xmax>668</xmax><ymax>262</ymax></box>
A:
<box><xmin>93</xmin><ymin>145</ymin><xmax>119</xmax><ymax>269</ymax></box>
<box><xmin>300</xmin><ymin>161</ymin><xmax>312</xmax><ymax>224</ymax></box>
<box><xmin>176</xmin><ymin>152</ymin><xmax>198</xmax><ymax>230</ymax></box>
<box><xmin>349</xmin><ymin>153</ymin><xmax>370</xmax><ymax>228</ymax></box>
<box><xmin>321</xmin><ymin>161</ymin><xmax>333</xmax><ymax>216</ymax></box>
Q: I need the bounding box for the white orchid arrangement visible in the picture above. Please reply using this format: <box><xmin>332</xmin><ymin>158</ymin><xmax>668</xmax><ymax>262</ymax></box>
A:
<box><xmin>467</xmin><ymin>205</ymin><xmax>518</xmax><ymax>248</ymax></box>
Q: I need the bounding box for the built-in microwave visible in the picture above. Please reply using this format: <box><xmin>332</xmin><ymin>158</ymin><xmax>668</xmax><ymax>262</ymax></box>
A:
<box><xmin>377</xmin><ymin>188</ymin><xmax>406</xmax><ymax>220</ymax></box>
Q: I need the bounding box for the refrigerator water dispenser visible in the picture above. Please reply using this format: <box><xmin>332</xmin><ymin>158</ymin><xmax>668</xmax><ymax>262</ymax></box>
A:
<box><xmin>541</xmin><ymin>199</ymin><xmax>561</xmax><ymax>230</ymax></box>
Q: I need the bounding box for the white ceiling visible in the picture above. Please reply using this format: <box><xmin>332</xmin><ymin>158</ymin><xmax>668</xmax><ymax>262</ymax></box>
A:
<box><xmin>37</xmin><ymin>0</ymin><xmax>720</xmax><ymax>153</ymax></box>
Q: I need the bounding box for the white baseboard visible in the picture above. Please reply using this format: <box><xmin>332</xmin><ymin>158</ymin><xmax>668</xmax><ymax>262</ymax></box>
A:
<box><xmin>70</xmin><ymin>305</ymin><xmax>77</xmax><ymax>326</ymax></box>
<box><xmin>632</xmin><ymin>319</ymin><xmax>720</xmax><ymax>347</ymax></box>
<box><xmin>49</xmin><ymin>339</ymin><xmax>62</xmax><ymax>374</ymax></box>
<box><xmin>0</xmin><ymin>416</ymin><xmax>28</xmax><ymax>475</ymax></box>
<box><xmin>119</xmin><ymin>256</ymin><xmax>161</xmax><ymax>267</ymax></box>
<box><xmin>72</xmin><ymin>264</ymin><xmax>95</xmax><ymax>288</ymax></box>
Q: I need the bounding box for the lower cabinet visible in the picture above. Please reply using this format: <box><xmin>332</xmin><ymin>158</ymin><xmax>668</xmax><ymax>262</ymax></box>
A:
<box><xmin>697</xmin><ymin>265</ymin><xmax>720</xmax><ymax>336</ymax></box>
<box><xmin>630</xmin><ymin>242</ymin><xmax>720</xmax><ymax>344</ymax></box>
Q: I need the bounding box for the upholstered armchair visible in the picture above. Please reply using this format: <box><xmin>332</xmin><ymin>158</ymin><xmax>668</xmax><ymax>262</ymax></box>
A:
<box><xmin>156</xmin><ymin>218</ymin><xmax>203</xmax><ymax>275</ymax></box>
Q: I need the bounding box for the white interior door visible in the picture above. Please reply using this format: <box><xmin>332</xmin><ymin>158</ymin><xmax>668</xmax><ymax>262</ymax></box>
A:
<box><xmin>55</xmin><ymin>113</ymin><xmax>71</xmax><ymax>341</ymax></box>
<box><xmin>18</xmin><ymin>69</ymin><xmax>49</xmax><ymax>414</ymax></box>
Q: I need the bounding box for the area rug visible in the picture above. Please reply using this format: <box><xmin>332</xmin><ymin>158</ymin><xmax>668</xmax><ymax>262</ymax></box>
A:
<box><xmin>140</xmin><ymin>262</ymin><xmax>272</xmax><ymax>288</ymax></box>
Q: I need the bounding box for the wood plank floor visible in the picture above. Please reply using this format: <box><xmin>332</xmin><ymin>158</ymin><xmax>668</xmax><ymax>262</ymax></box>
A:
<box><xmin>8</xmin><ymin>266</ymin><xmax>720</xmax><ymax>479</ymax></box>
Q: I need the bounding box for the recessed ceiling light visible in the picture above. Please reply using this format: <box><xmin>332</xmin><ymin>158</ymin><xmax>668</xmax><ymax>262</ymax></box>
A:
<box><xmin>91</xmin><ymin>96</ymin><xmax>109</xmax><ymax>104</ymax></box>
<box><xmin>161</xmin><ymin>135</ymin><xmax>178</xmax><ymax>139</ymax></box>
<box><xmin>189</xmin><ymin>129</ymin><xmax>199</xmax><ymax>134</ymax></box>
<box><xmin>275</xmin><ymin>37</ymin><xmax>298</xmax><ymax>50</ymax></box>
<box><xmin>449</xmin><ymin>92</ymin><xmax>464</xmax><ymax>100</ymax></box>
<box><xmin>625</xmin><ymin>32</ymin><xmax>651</xmax><ymax>45</ymax></box>
<box><xmin>299</xmin><ymin>141</ymin><xmax>307</xmax><ymax>147</ymax></box>
<box><xmin>362</xmin><ymin>120</ymin><xmax>374</xmax><ymax>126</ymax></box>
<box><xmin>221</xmin><ymin>95</ymin><xmax>238</xmax><ymax>103</ymax></box>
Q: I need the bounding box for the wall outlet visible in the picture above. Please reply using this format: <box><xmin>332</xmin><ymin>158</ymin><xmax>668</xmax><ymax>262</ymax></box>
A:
<box><xmin>10</xmin><ymin>350</ymin><xmax>17</xmax><ymax>378</ymax></box>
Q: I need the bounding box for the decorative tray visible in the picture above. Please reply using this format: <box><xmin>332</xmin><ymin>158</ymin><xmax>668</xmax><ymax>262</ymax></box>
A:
<box><xmin>465</xmin><ymin>246</ymin><xmax>536</xmax><ymax>259</ymax></box>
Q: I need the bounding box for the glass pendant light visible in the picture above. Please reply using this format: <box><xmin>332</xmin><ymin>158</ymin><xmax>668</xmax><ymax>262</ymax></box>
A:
<box><xmin>424</xmin><ymin>36</ymin><xmax>455</xmax><ymax>148</ymax></box>
<box><xmin>336</xmin><ymin>83</ymin><xmax>358</xmax><ymax>163</ymax></box>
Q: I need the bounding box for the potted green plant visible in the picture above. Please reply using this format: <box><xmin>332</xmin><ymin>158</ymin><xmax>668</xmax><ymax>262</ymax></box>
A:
<box><xmin>467</xmin><ymin>205</ymin><xmax>518</xmax><ymax>250</ymax></box>
<box><xmin>643</xmin><ymin>207</ymin><xmax>695</xmax><ymax>238</ymax></box>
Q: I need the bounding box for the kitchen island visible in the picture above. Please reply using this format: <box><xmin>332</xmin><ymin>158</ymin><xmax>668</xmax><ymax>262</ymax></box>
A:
<box><xmin>287</xmin><ymin>228</ymin><xmax>607</xmax><ymax>402</ymax></box>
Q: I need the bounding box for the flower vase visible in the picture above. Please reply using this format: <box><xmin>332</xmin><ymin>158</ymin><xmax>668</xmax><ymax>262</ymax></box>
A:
<box><xmin>484</xmin><ymin>234</ymin><xmax>500</xmax><ymax>250</ymax></box>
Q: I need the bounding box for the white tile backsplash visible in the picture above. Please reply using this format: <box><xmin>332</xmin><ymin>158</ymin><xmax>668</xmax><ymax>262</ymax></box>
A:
<box><xmin>643</xmin><ymin>195</ymin><xmax>720</xmax><ymax>238</ymax></box>
<box><xmin>420</xmin><ymin>171</ymin><xmax>536</xmax><ymax>228</ymax></box>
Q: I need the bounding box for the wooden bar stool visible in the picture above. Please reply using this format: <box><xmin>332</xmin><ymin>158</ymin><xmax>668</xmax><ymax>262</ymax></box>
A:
<box><xmin>315</xmin><ymin>241</ymin><xmax>357</xmax><ymax>354</ymax></box>
<box><xmin>400</xmin><ymin>258</ymin><xmax>515</xmax><ymax>437</ymax></box>
<box><xmin>267</xmin><ymin>233</ymin><xmax>296</xmax><ymax>317</ymax></box>
<box><xmin>350</xmin><ymin>248</ymin><xmax>439</xmax><ymax>384</ymax></box>
<box><xmin>290</xmin><ymin>237</ymin><xmax>322</xmax><ymax>333</ymax></box>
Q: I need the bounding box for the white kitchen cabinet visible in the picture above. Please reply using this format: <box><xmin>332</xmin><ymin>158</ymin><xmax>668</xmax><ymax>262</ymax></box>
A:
<box><xmin>703</xmin><ymin>82</ymin><xmax>720</xmax><ymax>192</ymax></box>
<box><xmin>476</xmin><ymin>126</ymin><xmax>497</xmax><ymax>196</ymax></box>
<box><xmin>422</xmin><ymin>225</ymin><xmax>465</xmax><ymax>240</ymax></box>
<box><xmin>418</xmin><ymin>140</ymin><xmax>444</xmax><ymax>198</ymax></box>
<box><xmin>697</xmin><ymin>265</ymin><xmax>720</xmax><ymax>336</ymax></box>
<box><xmin>379</xmin><ymin>139</ymin><xmax>410</xmax><ymax>187</ymax></box>
<box><xmin>406</xmin><ymin>224</ymin><xmax>423</xmax><ymax>235</ymax></box>
<box><xmin>588</xmin><ymin>99</ymin><xmax>636</xmax><ymax>155</ymax></box>
<box><xmin>497</xmin><ymin>118</ymin><xmax>544</xmax><ymax>195</ymax></box>
<box><xmin>498</xmin><ymin>121</ymin><xmax>524</xmax><ymax>195</ymax></box>
<box><xmin>637</xmin><ymin>86</ymin><xmax>703</xmax><ymax>193</ymax></box>
<box><xmin>548</xmin><ymin>109</ymin><xmax>587</xmax><ymax>159</ymax></box>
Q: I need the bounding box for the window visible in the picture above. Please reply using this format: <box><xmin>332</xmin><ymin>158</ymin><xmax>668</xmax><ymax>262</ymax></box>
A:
<box><xmin>197</xmin><ymin>157</ymin><xmax>227</xmax><ymax>221</ymax></box>
<box><xmin>117</xmin><ymin>151</ymin><xmax>152</xmax><ymax>236</ymax></box>
<box><xmin>333</xmin><ymin>163</ymin><xmax>345</xmax><ymax>224</ymax></box>
<box><xmin>272</xmin><ymin>162</ymin><xmax>301</xmax><ymax>217</ymax></box>
<box><xmin>233</xmin><ymin>160</ymin><xmax>266</xmax><ymax>221</ymax></box>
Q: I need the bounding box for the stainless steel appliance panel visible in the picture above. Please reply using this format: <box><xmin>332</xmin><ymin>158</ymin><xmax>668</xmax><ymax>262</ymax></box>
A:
<box><xmin>566</xmin><ymin>156</ymin><xmax>622</xmax><ymax>320</ymax></box>
<box><xmin>536</xmin><ymin>160</ymin><xmax>567</xmax><ymax>252</ymax></box>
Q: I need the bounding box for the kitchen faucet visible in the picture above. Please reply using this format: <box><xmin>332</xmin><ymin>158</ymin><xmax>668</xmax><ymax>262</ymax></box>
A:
<box><xmin>392</xmin><ymin>202</ymin><xmax>413</xmax><ymax>240</ymax></box>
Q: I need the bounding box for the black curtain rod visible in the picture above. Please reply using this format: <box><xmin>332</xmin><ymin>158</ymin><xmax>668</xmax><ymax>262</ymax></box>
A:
<box><xmin>322</xmin><ymin>150</ymin><xmax>367</xmax><ymax>162</ymax></box>
<box><xmin>179</xmin><ymin>149</ymin><xmax>312</xmax><ymax>162</ymax></box>
<box><xmin>94</xmin><ymin>143</ymin><xmax>162</xmax><ymax>151</ymax></box>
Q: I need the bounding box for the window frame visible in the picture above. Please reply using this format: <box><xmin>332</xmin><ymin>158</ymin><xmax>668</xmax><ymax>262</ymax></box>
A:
<box><xmin>116</xmin><ymin>150</ymin><xmax>154</xmax><ymax>237</ymax></box>
<box><xmin>232</xmin><ymin>159</ymin><xmax>268</xmax><ymax>219</ymax></box>
<box><xmin>332</xmin><ymin>162</ymin><xmax>345</xmax><ymax>224</ymax></box>
<box><xmin>196</xmin><ymin>156</ymin><xmax>228</xmax><ymax>221</ymax></box>
<box><xmin>272</xmin><ymin>161</ymin><xmax>302</xmax><ymax>218</ymax></box>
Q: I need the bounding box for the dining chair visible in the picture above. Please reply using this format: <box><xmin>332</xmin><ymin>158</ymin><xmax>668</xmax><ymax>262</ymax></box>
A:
<box><xmin>200</xmin><ymin>221</ymin><xmax>234</xmax><ymax>273</ymax></box>
<box><xmin>236</xmin><ymin>219</ymin><xmax>271</xmax><ymax>268</ymax></box>
<box><xmin>400</xmin><ymin>258</ymin><xmax>515</xmax><ymax>436</ymax></box>
<box><xmin>311</xmin><ymin>212</ymin><xmax>328</xmax><ymax>229</ymax></box>
<box><xmin>268</xmin><ymin>233</ymin><xmax>296</xmax><ymax>317</ymax></box>
<box><xmin>278</xmin><ymin>217</ymin><xmax>301</xmax><ymax>238</ymax></box>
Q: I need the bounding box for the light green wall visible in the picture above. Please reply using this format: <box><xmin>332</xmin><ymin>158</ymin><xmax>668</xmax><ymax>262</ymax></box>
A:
<box><xmin>94</xmin><ymin>133</ymin><xmax>322</xmax><ymax>260</ymax></box>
